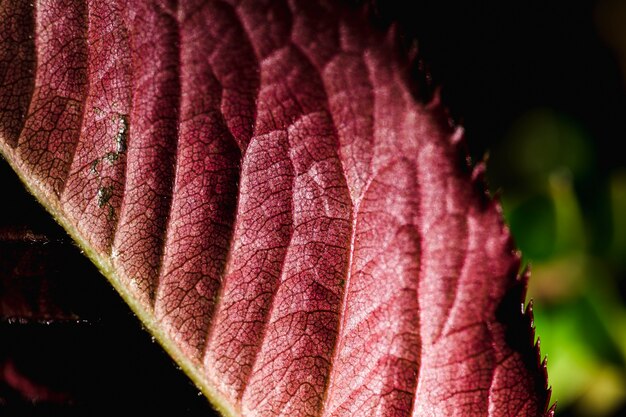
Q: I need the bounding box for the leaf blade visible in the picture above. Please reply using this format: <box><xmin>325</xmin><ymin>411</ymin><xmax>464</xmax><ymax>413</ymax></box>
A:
<box><xmin>0</xmin><ymin>1</ymin><xmax>552</xmax><ymax>416</ymax></box>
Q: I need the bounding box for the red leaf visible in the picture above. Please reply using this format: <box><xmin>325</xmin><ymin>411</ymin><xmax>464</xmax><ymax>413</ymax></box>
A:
<box><xmin>0</xmin><ymin>1</ymin><xmax>553</xmax><ymax>416</ymax></box>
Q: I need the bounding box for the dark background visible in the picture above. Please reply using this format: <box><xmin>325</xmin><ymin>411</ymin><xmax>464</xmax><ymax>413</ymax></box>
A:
<box><xmin>2</xmin><ymin>0</ymin><xmax>625</xmax><ymax>415</ymax></box>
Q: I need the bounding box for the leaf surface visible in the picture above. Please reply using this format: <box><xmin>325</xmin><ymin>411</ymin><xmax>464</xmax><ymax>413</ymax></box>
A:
<box><xmin>0</xmin><ymin>1</ymin><xmax>553</xmax><ymax>416</ymax></box>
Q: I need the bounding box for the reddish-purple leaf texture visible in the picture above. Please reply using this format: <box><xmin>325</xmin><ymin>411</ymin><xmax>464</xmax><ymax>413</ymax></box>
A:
<box><xmin>0</xmin><ymin>1</ymin><xmax>553</xmax><ymax>416</ymax></box>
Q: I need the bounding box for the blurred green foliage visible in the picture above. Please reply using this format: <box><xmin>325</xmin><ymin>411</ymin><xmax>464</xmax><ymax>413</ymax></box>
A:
<box><xmin>489</xmin><ymin>107</ymin><xmax>626</xmax><ymax>416</ymax></box>
<box><xmin>394</xmin><ymin>0</ymin><xmax>626</xmax><ymax>413</ymax></box>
